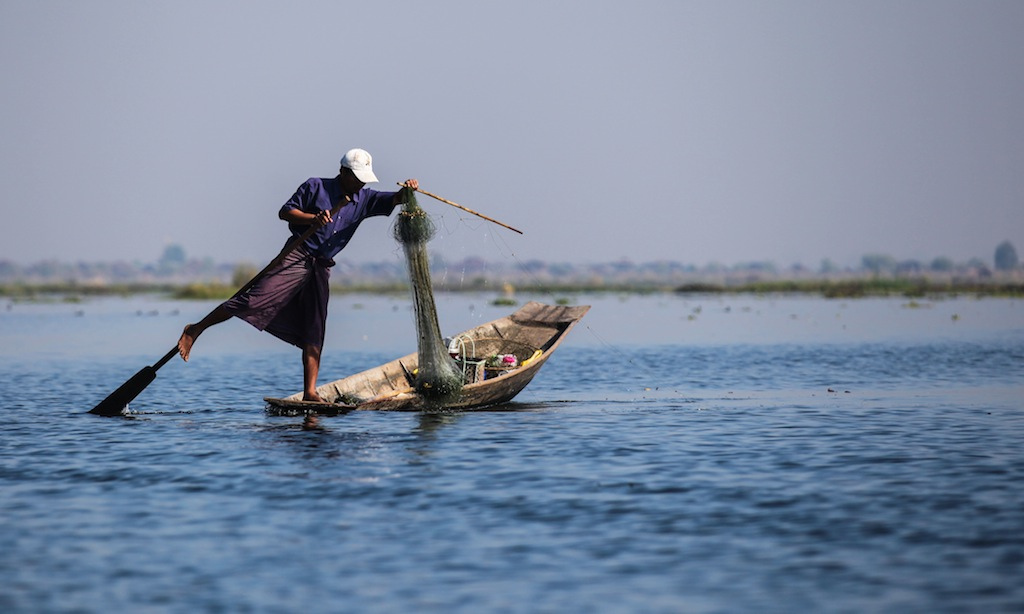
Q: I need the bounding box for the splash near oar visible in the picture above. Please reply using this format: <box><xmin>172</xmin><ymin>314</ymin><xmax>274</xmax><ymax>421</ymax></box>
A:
<box><xmin>392</xmin><ymin>186</ymin><xmax>463</xmax><ymax>406</ymax></box>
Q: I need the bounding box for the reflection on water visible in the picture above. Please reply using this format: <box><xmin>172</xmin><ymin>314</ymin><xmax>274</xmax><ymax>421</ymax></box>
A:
<box><xmin>1</xmin><ymin>295</ymin><xmax>1022</xmax><ymax>612</ymax></box>
<box><xmin>412</xmin><ymin>411</ymin><xmax>464</xmax><ymax>437</ymax></box>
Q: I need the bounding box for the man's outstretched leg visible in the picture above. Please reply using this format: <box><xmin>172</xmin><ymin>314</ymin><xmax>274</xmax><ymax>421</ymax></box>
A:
<box><xmin>177</xmin><ymin>305</ymin><xmax>233</xmax><ymax>361</ymax></box>
<box><xmin>302</xmin><ymin>343</ymin><xmax>324</xmax><ymax>402</ymax></box>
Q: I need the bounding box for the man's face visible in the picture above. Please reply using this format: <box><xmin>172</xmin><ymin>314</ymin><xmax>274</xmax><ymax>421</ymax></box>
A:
<box><xmin>339</xmin><ymin>167</ymin><xmax>366</xmax><ymax>194</ymax></box>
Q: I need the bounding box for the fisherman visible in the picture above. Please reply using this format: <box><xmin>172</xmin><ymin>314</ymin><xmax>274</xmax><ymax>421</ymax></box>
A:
<box><xmin>177</xmin><ymin>148</ymin><xmax>418</xmax><ymax>402</ymax></box>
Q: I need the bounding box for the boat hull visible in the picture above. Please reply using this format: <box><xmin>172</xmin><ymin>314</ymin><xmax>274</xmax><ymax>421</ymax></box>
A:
<box><xmin>264</xmin><ymin>301</ymin><xmax>589</xmax><ymax>413</ymax></box>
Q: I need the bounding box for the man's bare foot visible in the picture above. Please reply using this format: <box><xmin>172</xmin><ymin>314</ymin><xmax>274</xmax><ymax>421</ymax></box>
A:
<box><xmin>302</xmin><ymin>392</ymin><xmax>326</xmax><ymax>403</ymax></box>
<box><xmin>177</xmin><ymin>324</ymin><xmax>198</xmax><ymax>361</ymax></box>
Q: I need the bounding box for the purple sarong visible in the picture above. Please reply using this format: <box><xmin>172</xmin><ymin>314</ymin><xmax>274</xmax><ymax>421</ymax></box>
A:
<box><xmin>222</xmin><ymin>246</ymin><xmax>331</xmax><ymax>350</ymax></box>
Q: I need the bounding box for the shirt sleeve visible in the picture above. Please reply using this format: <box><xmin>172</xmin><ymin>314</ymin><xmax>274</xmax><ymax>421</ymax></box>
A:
<box><xmin>279</xmin><ymin>178</ymin><xmax>318</xmax><ymax>217</ymax></box>
<box><xmin>362</xmin><ymin>189</ymin><xmax>400</xmax><ymax>217</ymax></box>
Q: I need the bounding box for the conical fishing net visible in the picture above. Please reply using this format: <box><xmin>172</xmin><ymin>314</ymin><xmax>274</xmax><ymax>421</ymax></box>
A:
<box><xmin>393</xmin><ymin>188</ymin><xmax>463</xmax><ymax>406</ymax></box>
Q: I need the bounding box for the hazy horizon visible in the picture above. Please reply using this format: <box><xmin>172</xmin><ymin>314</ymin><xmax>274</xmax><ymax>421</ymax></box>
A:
<box><xmin>2</xmin><ymin>1</ymin><xmax>1022</xmax><ymax>270</ymax></box>
<box><xmin>1</xmin><ymin>242</ymin><xmax>1014</xmax><ymax>274</ymax></box>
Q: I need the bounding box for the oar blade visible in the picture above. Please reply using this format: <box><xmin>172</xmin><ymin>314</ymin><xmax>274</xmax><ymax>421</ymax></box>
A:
<box><xmin>88</xmin><ymin>366</ymin><xmax>157</xmax><ymax>416</ymax></box>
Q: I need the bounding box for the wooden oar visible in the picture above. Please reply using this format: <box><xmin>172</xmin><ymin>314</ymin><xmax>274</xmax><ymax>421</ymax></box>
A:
<box><xmin>397</xmin><ymin>183</ymin><xmax>523</xmax><ymax>234</ymax></box>
<box><xmin>88</xmin><ymin>197</ymin><xmax>350</xmax><ymax>417</ymax></box>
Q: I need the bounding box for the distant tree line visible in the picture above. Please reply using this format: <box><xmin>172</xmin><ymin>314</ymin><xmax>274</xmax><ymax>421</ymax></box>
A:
<box><xmin>858</xmin><ymin>240</ymin><xmax>1019</xmax><ymax>276</ymax></box>
<box><xmin>1</xmin><ymin>241</ymin><xmax>1020</xmax><ymax>291</ymax></box>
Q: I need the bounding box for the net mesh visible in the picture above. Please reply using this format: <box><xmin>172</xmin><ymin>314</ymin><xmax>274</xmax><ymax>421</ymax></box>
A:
<box><xmin>392</xmin><ymin>188</ymin><xmax>464</xmax><ymax>406</ymax></box>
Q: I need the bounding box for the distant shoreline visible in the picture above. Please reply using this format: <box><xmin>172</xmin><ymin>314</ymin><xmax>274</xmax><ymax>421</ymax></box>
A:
<box><xmin>3</xmin><ymin>277</ymin><xmax>1022</xmax><ymax>302</ymax></box>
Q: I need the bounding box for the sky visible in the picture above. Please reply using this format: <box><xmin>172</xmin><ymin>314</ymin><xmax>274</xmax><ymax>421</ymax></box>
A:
<box><xmin>1</xmin><ymin>0</ymin><xmax>1022</xmax><ymax>270</ymax></box>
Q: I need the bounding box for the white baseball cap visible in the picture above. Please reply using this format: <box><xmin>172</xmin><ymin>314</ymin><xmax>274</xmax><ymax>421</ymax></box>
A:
<box><xmin>340</xmin><ymin>148</ymin><xmax>378</xmax><ymax>183</ymax></box>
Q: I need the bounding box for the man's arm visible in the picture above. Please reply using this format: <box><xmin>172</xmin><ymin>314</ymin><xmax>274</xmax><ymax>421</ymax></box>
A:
<box><xmin>280</xmin><ymin>207</ymin><xmax>331</xmax><ymax>228</ymax></box>
<box><xmin>280</xmin><ymin>192</ymin><xmax>353</xmax><ymax>228</ymax></box>
<box><xmin>393</xmin><ymin>179</ymin><xmax>420</xmax><ymax>205</ymax></box>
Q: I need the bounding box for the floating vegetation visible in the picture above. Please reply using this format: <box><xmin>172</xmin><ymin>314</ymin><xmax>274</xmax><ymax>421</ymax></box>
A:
<box><xmin>174</xmin><ymin>283</ymin><xmax>237</xmax><ymax>300</ymax></box>
<box><xmin>902</xmin><ymin>300</ymin><xmax>932</xmax><ymax>309</ymax></box>
<box><xmin>674</xmin><ymin>279</ymin><xmax>1024</xmax><ymax>299</ymax></box>
<box><xmin>5</xmin><ymin>275</ymin><xmax>1023</xmax><ymax>301</ymax></box>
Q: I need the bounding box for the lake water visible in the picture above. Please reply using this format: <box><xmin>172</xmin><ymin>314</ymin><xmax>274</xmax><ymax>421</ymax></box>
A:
<box><xmin>1</xmin><ymin>293</ymin><xmax>1022</xmax><ymax>613</ymax></box>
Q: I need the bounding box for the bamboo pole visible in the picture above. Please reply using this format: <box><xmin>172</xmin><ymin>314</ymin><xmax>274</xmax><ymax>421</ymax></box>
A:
<box><xmin>397</xmin><ymin>183</ymin><xmax>523</xmax><ymax>234</ymax></box>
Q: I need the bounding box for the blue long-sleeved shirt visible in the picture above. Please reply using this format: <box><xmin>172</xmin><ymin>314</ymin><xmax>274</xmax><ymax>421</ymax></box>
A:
<box><xmin>279</xmin><ymin>177</ymin><xmax>398</xmax><ymax>260</ymax></box>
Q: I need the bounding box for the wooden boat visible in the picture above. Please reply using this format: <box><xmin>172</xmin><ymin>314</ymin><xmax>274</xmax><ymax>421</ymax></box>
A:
<box><xmin>264</xmin><ymin>301</ymin><xmax>590</xmax><ymax>413</ymax></box>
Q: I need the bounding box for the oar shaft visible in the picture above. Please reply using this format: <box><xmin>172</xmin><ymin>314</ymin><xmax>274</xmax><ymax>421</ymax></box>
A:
<box><xmin>153</xmin><ymin>346</ymin><xmax>179</xmax><ymax>371</ymax></box>
<box><xmin>398</xmin><ymin>183</ymin><xmax>523</xmax><ymax>235</ymax></box>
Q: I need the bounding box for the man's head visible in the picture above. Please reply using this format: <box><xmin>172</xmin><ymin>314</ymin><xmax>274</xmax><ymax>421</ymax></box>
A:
<box><xmin>340</xmin><ymin>148</ymin><xmax>378</xmax><ymax>183</ymax></box>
